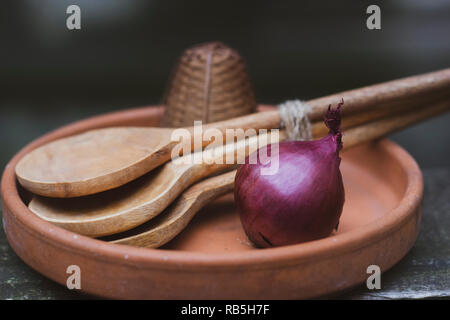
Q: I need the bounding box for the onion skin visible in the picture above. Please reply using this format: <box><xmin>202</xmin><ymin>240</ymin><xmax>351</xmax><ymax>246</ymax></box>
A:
<box><xmin>235</xmin><ymin>102</ymin><xmax>345</xmax><ymax>248</ymax></box>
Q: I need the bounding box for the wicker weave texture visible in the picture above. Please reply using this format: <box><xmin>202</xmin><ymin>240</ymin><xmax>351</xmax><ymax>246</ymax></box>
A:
<box><xmin>162</xmin><ymin>42</ymin><xmax>256</xmax><ymax>127</ymax></box>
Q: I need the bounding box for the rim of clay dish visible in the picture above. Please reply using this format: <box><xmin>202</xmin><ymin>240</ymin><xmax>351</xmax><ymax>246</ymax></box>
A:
<box><xmin>1</xmin><ymin>105</ymin><xmax>423</xmax><ymax>271</ymax></box>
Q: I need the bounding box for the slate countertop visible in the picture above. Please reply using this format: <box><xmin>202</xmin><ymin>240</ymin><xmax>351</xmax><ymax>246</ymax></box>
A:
<box><xmin>1</xmin><ymin>167</ymin><xmax>449</xmax><ymax>300</ymax></box>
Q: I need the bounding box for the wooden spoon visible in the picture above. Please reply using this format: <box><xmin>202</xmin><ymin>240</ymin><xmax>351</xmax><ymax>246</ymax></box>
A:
<box><xmin>16</xmin><ymin>68</ymin><xmax>450</xmax><ymax>198</ymax></box>
<box><xmin>29</xmin><ymin>98</ymin><xmax>450</xmax><ymax>244</ymax></box>
<box><xmin>106</xmin><ymin>98</ymin><xmax>450</xmax><ymax>248</ymax></box>
<box><xmin>104</xmin><ymin>170</ymin><xmax>237</xmax><ymax>248</ymax></box>
<box><xmin>29</xmin><ymin>130</ymin><xmax>286</xmax><ymax>237</ymax></box>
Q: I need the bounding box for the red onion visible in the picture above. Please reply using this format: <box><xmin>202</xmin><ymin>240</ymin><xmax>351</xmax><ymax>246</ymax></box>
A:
<box><xmin>234</xmin><ymin>101</ymin><xmax>345</xmax><ymax>247</ymax></box>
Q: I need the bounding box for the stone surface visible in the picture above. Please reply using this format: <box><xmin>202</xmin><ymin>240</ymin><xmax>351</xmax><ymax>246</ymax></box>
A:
<box><xmin>0</xmin><ymin>168</ymin><xmax>449</xmax><ymax>300</ymax></box>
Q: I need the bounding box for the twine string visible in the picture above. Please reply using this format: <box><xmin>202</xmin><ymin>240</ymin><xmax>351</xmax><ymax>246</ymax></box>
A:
<box><xmin>278</xmin><ymin>100</ymin><xmax>313</xmax><ymax>141</ymax></box>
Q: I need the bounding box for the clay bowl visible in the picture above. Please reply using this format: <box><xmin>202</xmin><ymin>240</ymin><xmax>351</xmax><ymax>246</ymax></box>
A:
<box><xmin>1</xmin><ymin>105</ymin><xmax>423</xmax><ymax>299</ymax></box>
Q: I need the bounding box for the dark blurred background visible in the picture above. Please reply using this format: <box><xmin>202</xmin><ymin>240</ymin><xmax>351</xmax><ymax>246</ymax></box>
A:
<box><xmin>1</xmin><ymin>0</ymin><xmax>449</xmax><ymax>170</ymax></box>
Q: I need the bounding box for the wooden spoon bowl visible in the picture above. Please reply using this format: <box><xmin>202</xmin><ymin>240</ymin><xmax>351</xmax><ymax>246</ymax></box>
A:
<box><xmin>1</xmin><ymin>105</ymin><xmax>422</xmax><ymax>299</ymax></box>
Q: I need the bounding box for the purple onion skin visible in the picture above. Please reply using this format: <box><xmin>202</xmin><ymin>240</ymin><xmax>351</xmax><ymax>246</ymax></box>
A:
<box><xmin>234</xmin><ymin>102</ymin><xmax>345</xmax><ymax>248</ymax></box>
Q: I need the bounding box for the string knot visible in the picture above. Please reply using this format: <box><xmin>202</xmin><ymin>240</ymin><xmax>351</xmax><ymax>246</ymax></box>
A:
<box><xmin>278</xmin><ymin>100</ymin><xmax>312</xmax><ymax>141</ymax></box>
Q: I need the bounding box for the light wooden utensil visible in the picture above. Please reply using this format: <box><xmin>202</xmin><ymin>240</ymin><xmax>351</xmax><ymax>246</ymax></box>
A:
<box><xmin>16</xmin><ymin>69</ymin><xmax>450</xmax><ymax>198</ymax></box>
<box><xmin>106</xmin><ymin>98</ymin><xmax>450</xmax><ymax>248</ymax></box>
<box><xmin>106</xmin><ymin>170</ymin><xmax>237</xmax><ymax>248</ymax></box>
<box><xmin>29</xmin><ymin>98</ymin><xmax>450</xmax><ymax>244</ymax></box>
<box><xmin>28</xmin><ymin>130</ymin><xmax>286</xmax><ymax>237</ymax></box>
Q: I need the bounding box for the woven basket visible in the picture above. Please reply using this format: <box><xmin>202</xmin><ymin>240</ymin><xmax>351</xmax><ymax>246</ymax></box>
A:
<box><xmin>161</xmin><ymin>42</ymin><xmax>257</xmax><ymax>127</ymax></box>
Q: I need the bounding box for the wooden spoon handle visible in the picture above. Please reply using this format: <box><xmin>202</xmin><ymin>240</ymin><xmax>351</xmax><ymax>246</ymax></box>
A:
<box><xmin>110</xmin><ymin>170</ymin><xmax>238</xmax><ymax>248</ymax></box>
<box><xmin>109</xmin><ymin>98</ymin><xmax>450</xmax><ymax>248</ymax></box>
<box><xmin>342</xmin><ymin>98</ymin><xmax>450</xmax><ymax>149</ymax></box>
<box><xmin>196</xmin><ymin>100</ymin><xmax>449</xmax><ymax>187</ymax></box>
<box><xmin>195</xmin><ymin>130</ymin><xmax>287</xmax><ymax>176</ymax></box>
<box><xmin>183</xmin><ymin>170</ymin><xmax>236</xmax><ymax>200</ymax></box>
<box><xmin>188</xmin><ymin>94</ymin><xmax>449</xmax><ymax>181</ymax></box>
<box><xmin>196</xmin><ymin>68</ymin><xmax>450</xmax><ymax>133</ymax></box>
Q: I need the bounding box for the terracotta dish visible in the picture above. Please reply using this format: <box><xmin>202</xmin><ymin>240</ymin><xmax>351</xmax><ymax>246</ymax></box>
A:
<box><xmin>1</xmin><ymin>106</ymin><xmax>423</xmax><ymax>299</ymax></box>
